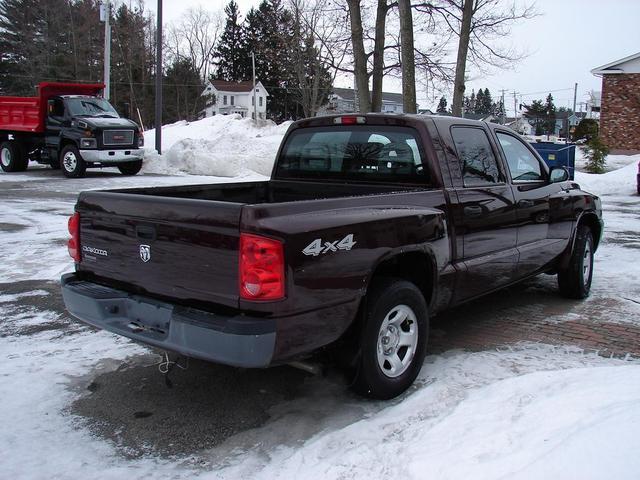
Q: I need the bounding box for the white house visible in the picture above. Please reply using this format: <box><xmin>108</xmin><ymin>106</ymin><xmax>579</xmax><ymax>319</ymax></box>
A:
<box><xmin>318</xmin><ymin>87</ymin><xmax>405</xmax><ymax>115</ymax></box>
<box><xmin>505</xmin><ymin>117</ymin><xmax>533</xmax><ymax>135</ymax></box>
<box><xmin>201</xmin><ymin>80</ymin><xmax>269</xmax><ymax>119</ymax></box>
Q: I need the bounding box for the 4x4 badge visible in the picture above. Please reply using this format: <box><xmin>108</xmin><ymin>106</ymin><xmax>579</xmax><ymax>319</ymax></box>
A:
<box><xmin>139</xmin><ymin>244</ymin><xmax>151</xmax><ymax>262</ymax></box>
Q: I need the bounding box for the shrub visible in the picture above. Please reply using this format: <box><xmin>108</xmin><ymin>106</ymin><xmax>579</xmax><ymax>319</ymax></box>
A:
<box><xmin>581</xmin><ymin>136</ymin><xmax>609</xmax><ymax>173</ymax></box>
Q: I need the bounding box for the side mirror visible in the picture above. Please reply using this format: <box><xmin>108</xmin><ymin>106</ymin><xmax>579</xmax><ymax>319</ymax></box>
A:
<box><xmin>549</xmin><ymin>166</ymin><xmax>569</xmax><ymax>183</ymax></box>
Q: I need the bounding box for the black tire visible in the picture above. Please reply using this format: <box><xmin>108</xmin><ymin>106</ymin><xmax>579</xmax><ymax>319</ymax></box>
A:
<box><xmin>0</xmin><ymin>141</ymin><xmax>28</xmax><ymax>172</ymax></box>
<box><xmin>117</xmin><ymin>160</ymin><xmax>143</xmax><ymax>176</ymax></box>
<box><xmin>558</xmin><ymin>225</ymin><xmax>594</xmax><ymax>299</ymax></box>
<box><xmin>60</xmin><ymin>145</ymin><xmax>86</xmax><ymax>178</ymax></box>
<box><xmin>352</xmin><ymin>278</ymin><xmax>429</xmax><ymax>400</ymax></box>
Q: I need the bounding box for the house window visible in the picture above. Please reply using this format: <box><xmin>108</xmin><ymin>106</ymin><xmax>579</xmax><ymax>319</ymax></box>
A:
<box><xmin>259</xmin><ymin>97</ymin><xmax>263</xmax><ymax>107</ymax></box>
<box><xmin>252</xmin><ymin>96</ymin><xmax>255</xmax><ymax>106</ymax></box>
<box><xmin>223</xmin><ymin>95</ymin><xmax>227</xmax><ymax>106</ymax></box>
<box><xmin>230</xmin><ymin>96</ymin><xmax>234</xmax><ymax>106</ymax></box>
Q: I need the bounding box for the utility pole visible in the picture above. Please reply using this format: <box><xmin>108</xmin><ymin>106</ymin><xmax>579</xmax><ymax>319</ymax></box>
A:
<box><xmin>155</xmin><ymin>0</ymin><xmax>163</xmax><ymax>154</ymax></box>
<box><xmin>251</xmin><ymin>52</ymin><xmax>258</xmax><ymax>123</ymax></box>
<box><xmin>512</xmin><ymin>91</ymin><xmax>518</xmax><ymax>120</ymax></box>
<box><xmin>101</xmin><ymin>1</ymin><xmax>111</xmax><ymax>100</ymax></box>
<box><xmin>572</xmin><ymin>82</ymin><xmax>578</xmax><ymax>113</ymax></box>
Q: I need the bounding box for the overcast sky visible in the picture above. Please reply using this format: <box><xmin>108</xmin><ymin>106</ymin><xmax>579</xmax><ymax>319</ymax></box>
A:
<box><xmin>142</xmin><ymin>0</ymin><xmax>640</xmax><ymax>112</ymax></box>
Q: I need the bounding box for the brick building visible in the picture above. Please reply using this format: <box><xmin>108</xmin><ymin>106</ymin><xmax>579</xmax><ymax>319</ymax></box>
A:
<box><xmin>591</xmin><ymin>52</ymin><xmax>640</xmax><ymax>153</ymax></box>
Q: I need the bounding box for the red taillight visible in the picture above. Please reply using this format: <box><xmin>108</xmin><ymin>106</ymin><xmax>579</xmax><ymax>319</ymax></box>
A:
<box><xmin>333</xmin><ymin>115</ymin><xmax>366</xmax><ymax>125</ymax></box>
<box><xmin>68</xmin><ymin>212</ymin><xmax>81</xmax><ymax>263</ymax></box>
<box><xmin>239</xmin><ymin>233</ymin><xmax>285</xmax><ymax>301</ymax></box>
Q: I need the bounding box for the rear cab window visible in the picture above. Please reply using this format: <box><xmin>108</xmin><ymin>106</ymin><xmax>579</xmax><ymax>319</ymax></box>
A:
<box><xmin>275</xmin><ymin>126</ymin><xmax>432</xmax><ymax>185</ymax></box>
<box><xmin>450</xmin><ymin>126</ymin><xmax>504</xmax><ymax>187</ymax></box>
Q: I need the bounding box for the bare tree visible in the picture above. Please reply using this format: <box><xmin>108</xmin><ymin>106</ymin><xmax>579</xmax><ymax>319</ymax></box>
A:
<box><xmin>165</xmin><ymin>6</ymin><xmax>223</xmax><ymax>82</ymax></box>
<box><xmin>398</xmin><ymin>0</ymin><xmax>416</xmax><ymax>113</ymax></box>
<box><xmin>415</xmin><ymin>0</ymin><xmax>537</xmax><ymax>117</ymax></box>
<box><xmin>289</xmin><ymin>0</ymin><xmax>335</xmax><ymax>117</ymax></box>
<box><xmin>346</xmin><ymin>0</ymin><xmax>371</xmax><ymax>112</ymax></box>
<box><xmin>451</xmin><ymin>0</ymin><xmax>472</xmax><ymax>116</ymax></box>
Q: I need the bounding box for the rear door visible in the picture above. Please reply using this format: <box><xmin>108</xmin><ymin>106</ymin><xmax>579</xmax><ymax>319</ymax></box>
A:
<box><xmin>493</xmin><ymin>130</ymin><xmax>573</xmax><ymax>277</ymax></box>
<box><xmin>443</xmin><ymin>125</ymin><xmax>519</xmax><ymax>301</ymax></box>
<box><xmin>76</xmin><ymin>191</ymin><xmax>243</xmax><ymax>308</ymax></box>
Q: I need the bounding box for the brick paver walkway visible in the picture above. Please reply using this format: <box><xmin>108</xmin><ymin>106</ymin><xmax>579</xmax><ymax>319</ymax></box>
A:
<box><xmin>429</xmin><ymin>276</ymin><xmax>640</xmax><ymax>359</ymax></box>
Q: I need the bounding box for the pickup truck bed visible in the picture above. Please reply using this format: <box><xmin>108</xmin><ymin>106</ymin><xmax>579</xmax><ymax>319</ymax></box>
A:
<box><xmin>62</xmin><ymin>113</ymin><xmax>603</xmax><ymax>399</ymax></box>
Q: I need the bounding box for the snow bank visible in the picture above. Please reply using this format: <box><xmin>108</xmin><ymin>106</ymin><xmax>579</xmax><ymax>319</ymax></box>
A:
<box><xmin>141</xmin><ymin>115</ymin><xmax>291</xmax><ymax>177</ymax></box>
<box><xmin>574</xmin><ymin>158</ymin><xmax>638</xmax><ymax>196</ymax></box>
<box><xmin>214</xmin><ymin>347</ymin><xmax>640</xmax><ymax>480</ymax></box>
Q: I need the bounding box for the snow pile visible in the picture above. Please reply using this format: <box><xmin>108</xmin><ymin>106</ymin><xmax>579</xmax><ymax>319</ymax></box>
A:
<box><xmin>574</xmin><ymin>154</ymin><xmax>639</xmax><ymax>196</ymax></box>
<box><xmin>215</xmin><ymin>347</ymin><xmax>640</xmax><ymax>480</ymax></box>
<box><xmin>141</xmin><ymin>114</ymin><xmax>292</xmax><ymax>177</ymax></box>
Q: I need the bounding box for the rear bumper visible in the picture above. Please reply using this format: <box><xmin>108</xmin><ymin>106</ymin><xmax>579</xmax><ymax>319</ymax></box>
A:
<box><xmin>61</xmin><ymin>273</ymin><xmax>275</xmax><ymax>368</ymax></box>
<box><xmin>80</xmin><ymin>148</ymin><xmax>144</xmax><ymax>163</ymax></box>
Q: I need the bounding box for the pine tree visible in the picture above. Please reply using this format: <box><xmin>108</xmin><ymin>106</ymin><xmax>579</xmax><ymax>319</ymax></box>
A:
<box><xmin>544</xmin><ymin>93</ymin><xmax>557</xmax><ymax>135</ymax></box>
<box><xmin>492</xmin><ymin>99</ymin><xmax>506</xmax><ymax>121</ymax></box>
<box><xmin>474</xmin><ymin>89</ymin><xmax>484</xmax><ymax>114</ymax></box>
<box><xmin>164</xmin><ymin>58</ymin><xmax>205</xmax><ymax>123</ymax></box>
<box><xmin>482</xmin><ymin>88</ymin><xmax>493</xmax><ymax>115</ymax></box>
<box><xmin>213</xmin><ymin>1</ymin><xmax>248</xmax><ymax>81</ymax></box>
<box><xmin>523</xmin><ymin>99</ymin><xmax>547</xmax><ymax>135</ymax></box>
<box><xmin>436</xmin><ymin>96</ymin><xmax>448</xmax><ymax>114</ymax></box>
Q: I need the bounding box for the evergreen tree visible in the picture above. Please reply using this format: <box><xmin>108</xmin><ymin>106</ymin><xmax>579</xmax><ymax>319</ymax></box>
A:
<box><xmin>164</xmin><ymin>58</ymin><xmax>205</xmax><ymax>123</ymax></box>
<box><xmin>544</xmin><ymin>93</ymin><xmax>556</xmax><ymax>135</ymax></box>
<box><xmin>463</xmin><ymin>90</ymin><xmax>475</xmax><ymax>115</ymax></box>
<box><xmin>523</xmin><ymin>99</ymin><xmax>547</xmax><ymax>135</ymax></box>
<box><xmin>436</xmin><ymin>96</ymin><xmax>448</xmax><ymax>114</ymax></box>
<box><xmin>492</xmin><ymin>99</ymin><xmax>506</xmax><ymax>121</ymax></box>
<box><xmin>474</xmin><ymin>89</ymin><xmax>485</xmax><ymax>114</ymax></box>
<box><xmin>213</xmin><ymin>1</ymin><xmax>247</xmax><ymax>81</ymax></box>
<box><xmin>482</xmin><ymin>88</ymin><xmax>493</xmax><ymax>115</ymax></box>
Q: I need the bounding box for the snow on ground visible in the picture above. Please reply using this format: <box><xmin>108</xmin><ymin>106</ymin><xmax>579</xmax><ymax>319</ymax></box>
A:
<box><xmin>141</xmin><ymin>114</ymin><xmax>291</xmax><ymax>177</ymax></box>
<box><xmin>1</xmin><ymin>118</ymin><xmax>640</xmax><ymax>478</ymax></box>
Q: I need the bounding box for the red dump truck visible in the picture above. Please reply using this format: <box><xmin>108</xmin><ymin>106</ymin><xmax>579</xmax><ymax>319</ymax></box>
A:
<box><xmin>0</xmin><ymin>82</ymin><xmax>144</xmax><ymax>177</ymax></box>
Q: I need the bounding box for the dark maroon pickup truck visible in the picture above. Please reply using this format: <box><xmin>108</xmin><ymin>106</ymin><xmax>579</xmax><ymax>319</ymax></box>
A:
<box><xmin>61</xmin><ymin>114</ymin><xmax>603</xmax><ymax>399</ymax></box>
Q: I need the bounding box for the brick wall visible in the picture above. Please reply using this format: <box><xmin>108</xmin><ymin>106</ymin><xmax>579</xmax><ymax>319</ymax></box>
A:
<box><xmin>600</xmin><ymin>73</ymin><xmax>640</xmax><ymax>152</ymax></box>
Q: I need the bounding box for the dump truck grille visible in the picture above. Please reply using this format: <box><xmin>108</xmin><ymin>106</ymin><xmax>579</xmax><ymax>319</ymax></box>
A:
<box><xmin>103</xmin><ymin>130</ymin><xmax>134</xmax><ymax>146</ymax></box>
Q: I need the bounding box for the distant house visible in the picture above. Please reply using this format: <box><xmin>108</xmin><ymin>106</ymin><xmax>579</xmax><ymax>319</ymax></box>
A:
<box><xmin>505</xmin><ymin>117</ymin><xmax>533</xmax><ymax>135</ymax></box>
<box><xmin>591</xmin><ymin>51</ymin><xmax>640</xmax><ymax>152</ymax></box>
<box><xmin>554</xmin><ymin>111</ymin><xmax>586</xmax><ymax>137</ymax></box>
<box><xmin>201</xmin><ymin>80</ymin><xmax>268</xmax><ymax>120</ymax></box>
<box><xmin>318</xmin><ymin>87</ymin><xmax>405</xmax><ymax>115</ymax></box>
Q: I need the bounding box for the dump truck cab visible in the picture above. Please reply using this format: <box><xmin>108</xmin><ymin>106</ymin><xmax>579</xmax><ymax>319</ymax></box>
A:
<box><xmin>0</xmin><ymin>82</ymin><xmax>145</xmax><ymax>178</ymax></box>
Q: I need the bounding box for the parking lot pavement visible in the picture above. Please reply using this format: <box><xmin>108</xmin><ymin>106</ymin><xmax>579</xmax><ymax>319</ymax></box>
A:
<box><xmin>1</xmin><ymin>167</ymin><xmax>639</xmax><ymax>464</ymax></box>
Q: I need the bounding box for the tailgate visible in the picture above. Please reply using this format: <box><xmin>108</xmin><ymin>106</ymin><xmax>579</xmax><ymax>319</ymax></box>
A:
<box><xmin>76</xmin><ymin>191</ymin><xmax>242</xmax><ymax>308</ymax></box>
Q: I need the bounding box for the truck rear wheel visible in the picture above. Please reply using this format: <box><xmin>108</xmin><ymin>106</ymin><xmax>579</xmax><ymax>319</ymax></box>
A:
<box><xmin>117</xmin><ymin>159</ymin><xmax>143</xmax><ymax>176</ymax></box>
<box><xmin>60</xmin><ymin>145</ymin><xmax>86</xmax><ymax>178</ymax></box>
<box><xmin>0</xmin><ymin>141</ymin><xmax>28</xmax><ymax>172</ymax></box>
<box><xmin>352</xmin><ymin>278</ymin><xmax>429</xmax><ymax>399</ymax></box>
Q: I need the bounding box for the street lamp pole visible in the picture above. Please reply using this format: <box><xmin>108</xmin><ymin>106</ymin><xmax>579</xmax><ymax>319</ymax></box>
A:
<box><xmin>155</xmin><ymin>0</ymin><xmax>163</xmax><ymax>154</ymax></box>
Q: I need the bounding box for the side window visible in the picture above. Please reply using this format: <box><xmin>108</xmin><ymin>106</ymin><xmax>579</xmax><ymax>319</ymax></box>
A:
<box><xmin>451</xmin><ymin>127</ymin><xmax>503</xmax><ymax>187</ymax></box>
<box><xmin>496</xmin><ymin>132</ymin><xmax>544</xmax><ymax>181</ymax></box>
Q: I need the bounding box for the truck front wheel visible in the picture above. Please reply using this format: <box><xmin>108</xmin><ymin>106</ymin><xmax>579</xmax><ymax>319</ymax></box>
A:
<box><xmin>60</xmin><ymin>145</ymin><xmax>86</xmax><ymax>178</ymax></box>
<box><xmin>558</xmin><ymin>225</ymin><xmax>594</xmax><ymax>299</ymax></box>
<box><xmin>352</xmin><ymin>278</ymin><xmax>429</xmax><ymax>399</ymax></box>
<box><xmin>117</xmin><ymin>159</ymin><xmax>143</xmax><ymax>176</ymax></box>
<box><xmin>0</xmin><ymin>141</ymin><xmax>28</xmax><ymax>172</ymax></box>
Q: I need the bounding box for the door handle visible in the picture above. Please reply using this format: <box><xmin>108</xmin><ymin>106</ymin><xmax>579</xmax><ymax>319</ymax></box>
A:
<box><xmin>517</xmin><ymin>199</ymin><xmax>534</xmax><ymax>208</ymax></box>
<box><xmin>463</xmin><ymin>205</ymin><xmax>483</xmax><ymax>217</ymax></box>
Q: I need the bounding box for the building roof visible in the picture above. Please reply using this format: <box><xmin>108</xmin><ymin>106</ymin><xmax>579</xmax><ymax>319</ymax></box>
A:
<box><xmin>591</xmin><ymin>51</ymin><xmax>640</xmax><ymax>75</ymax></box>
<box><xmin>332</xmin><ymin>87</ymin><xmax>404</xmax><ymax>105</ymax></box>
<box><xmin>209</xmin><ymin>80</ymin><xmax>258</xmax><ymax>92</ymax></box>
